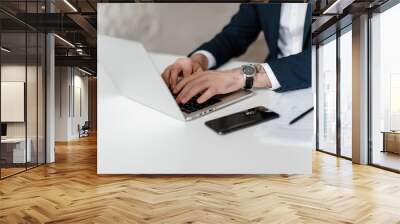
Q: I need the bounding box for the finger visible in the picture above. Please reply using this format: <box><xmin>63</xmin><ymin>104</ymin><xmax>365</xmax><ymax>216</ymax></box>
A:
<box><xmin>169</xmin><ymin>65</ymin><xmax>183</xmax><ymax>89</ymax></box>
<box><xmin>161</xmin><ymin>66</ymin><xmax>172</xmax><ymax>86</ymax></box>
<box><xmin>177</xmin><ymin>81</ymin><xmax>209</xmax><ymax>104</ymax></box>
<box><xmin>176</xmin><ymin>79</ymin><xmax>202</xmax><ymax>103</ymax></box>
<box><xmin>173</xmin><ymin>72</ymin><xmax>203</xmax><ymax>94</ymax></box>
<box><xmin>181</xmin><ymin>60</ymin><xmax>193</xmax><ymax>77</ymax></box>
<box><xmin>176</xmin><ymin>77</ymin><xmax>207</xmax><ymax>103</ymax></box>
<box><xmin>174</xmin><ymin>58</ymin><xmax>193</xmax><ymax>77</ymax></box>
<box><xmin>197</xmin><ymin>88</ymin><xmax>216</xmax><ymax>104</ymax></box>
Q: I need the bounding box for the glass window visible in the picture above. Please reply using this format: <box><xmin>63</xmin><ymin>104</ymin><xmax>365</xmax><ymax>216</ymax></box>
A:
<box><xmin>0</xmin><ymin>2</ymin><xmax>46</xmax><ymax>179</ymax></box>
<box><xmin>339</xmin><ymin>28</ymin><xmax>352</xmax><ymax>158</ymax></box>
<box><xmin>317</xmin><ymin>36</ymin><xmax>337</xmax><ymax>155</ymax></box>
<box><xmin>370</xmin><ymin>3</ymin><xmax>400</xmax><ymax>171</ymax></box>
<box><xmin>1</xmin><ymin>31</ymin><xmax>28</xmax><ymax>178</ymax></box>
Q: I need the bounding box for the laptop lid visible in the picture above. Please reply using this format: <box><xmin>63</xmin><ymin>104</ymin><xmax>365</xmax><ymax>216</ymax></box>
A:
<box><xmin>98</xmin><ymin>35</ymin><xmax>185</xmax><ymax>121</ymax></box>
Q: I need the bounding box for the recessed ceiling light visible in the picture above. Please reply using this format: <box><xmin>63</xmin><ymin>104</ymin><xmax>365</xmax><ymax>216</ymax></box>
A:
<box><xmin>78</xmin><ymin>67</ymin><xmax>93</xmax><ymax>76</ymax></box>
<box><xmin>1</xmin><ymin>47</ymin><xmax>11</xmax><ymax>53</ymax></box>
<box><xmin>63</xmin><ymin>0</ymin><xmax>78</xmax><ymax>12</ymax></box>
<box><xmin>54</xmin><ymin>34</ymin><xmax>75</xmax><ymax>48</ymax></box>
<box><xmin>322</xmin><ymin>0</ymin><xmax>354</xmax><ymax>15</ymax></box>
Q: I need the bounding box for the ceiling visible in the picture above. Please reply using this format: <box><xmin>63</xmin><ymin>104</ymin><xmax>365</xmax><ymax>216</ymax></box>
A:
<box><xmin>0</xmin><ymin>0</ymin><xmax>99</xmax><ymax>73</ymax></box>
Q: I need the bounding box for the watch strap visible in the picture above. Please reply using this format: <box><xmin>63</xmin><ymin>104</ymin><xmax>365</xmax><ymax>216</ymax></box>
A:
<box><xmin>244</xmin><ymin>75</ymin><xmax>254</xmax><ymax>89</ymax></box>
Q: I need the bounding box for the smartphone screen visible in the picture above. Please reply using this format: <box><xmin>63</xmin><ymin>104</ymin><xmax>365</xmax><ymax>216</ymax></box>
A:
<box><xmin>205</xmin><ymin>106</ymin><xmax>279</xmax><ymax>135</ymax></box>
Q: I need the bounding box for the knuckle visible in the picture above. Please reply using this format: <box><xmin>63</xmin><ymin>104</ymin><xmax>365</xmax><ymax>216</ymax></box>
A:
<box><xmin>187</xmin><ymin>87</ymin><xmax>197</xmax><ymax>95</ymax></box>
<box><xmin>191</xmin><ymin>61</ymin><xmax>199</xmax><ymax>67</ymax></box>
<box><xmin>172</xmin><ymin>63</ymin><xmax>180</xmax><ymax>70</ymax></box>
<box><xmin>177</xmin><ymin>57</ymin><xmax>190</xmax><ymax>64</ymax></box>
<box><xmin>189</xmin><ymin>89</ymin><xmax>197</xmax><ymax>96</ymax></box>
<box><xmin>181</xmin><ymin>87</ymin><xmax>189</xmax><ymax>95</ymax></box>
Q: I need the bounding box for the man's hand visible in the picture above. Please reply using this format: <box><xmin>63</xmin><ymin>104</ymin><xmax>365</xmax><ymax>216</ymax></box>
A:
<box><xmin>161</xmin><ymin>54</ymin><xmax>209</xmax><ymax>89</ymax></box>
<box><xmin>173</xmin><ymin>68</ymin><xmax>245</xmax><ymax>104</ymax></box>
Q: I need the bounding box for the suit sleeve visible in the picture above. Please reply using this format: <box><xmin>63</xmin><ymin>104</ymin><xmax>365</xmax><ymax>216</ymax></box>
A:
<box><xmin>190</xmin><ymin>4</ymin><xmax>261</xmax><ymax>68</ymax></box>
<box><xmin>267</xmin><ymin>44</ymin><xmax>311</xmax><ymax>92</ymax></box>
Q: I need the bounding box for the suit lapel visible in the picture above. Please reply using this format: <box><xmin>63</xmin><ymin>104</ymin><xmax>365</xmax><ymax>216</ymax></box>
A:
<box><xmin>303</xmin><ymin>3</ymin><xmax>312</xmax><ymax>47</ymax></box>
<box><xmin>260</xmin><ymin>4</ymin><xmax>281</xmax><ymax>60</ymax></box>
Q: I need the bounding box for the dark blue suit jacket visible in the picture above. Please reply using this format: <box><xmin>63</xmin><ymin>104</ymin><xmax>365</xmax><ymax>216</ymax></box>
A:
<box><xmin>191</xmin><ymin>4</ymin><xmax>312</xmax><ymax>92</ymax></box>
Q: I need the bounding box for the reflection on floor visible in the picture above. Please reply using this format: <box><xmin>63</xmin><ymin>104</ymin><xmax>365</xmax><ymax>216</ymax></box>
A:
<box><xmin>341</xmin><ymin>147</ymin><xmax>352</xmax><ymax>158</ymax></box>
<box><xmin>1</xmin><ymin>135</ymin><xmax>400</xmax><ymax>223</ymax></box>
<box><xmin>0</xmin><ymin>162</ymin><xmax>42</xmax><ymax>178</ymax></box>
<box><xmin>0</xmin><ymin>167</ymin><xmax>25</xmax><ymax>178</ymax></box>
<box><xmin>373</xmin><ymin>150</ymin><xmax>400</xmax><ymax>171</ymax></box>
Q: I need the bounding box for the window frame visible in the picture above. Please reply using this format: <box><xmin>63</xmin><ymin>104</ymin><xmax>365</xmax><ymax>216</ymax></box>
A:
<box><xmin>315</xmin><ymin>23</ymin><xmax>353</xmax><ymax>161</ymax></box>
<box><xmin>0</xmin><ymin>0</ymin><xmax>48</xmax><ymax>180</ymax></box>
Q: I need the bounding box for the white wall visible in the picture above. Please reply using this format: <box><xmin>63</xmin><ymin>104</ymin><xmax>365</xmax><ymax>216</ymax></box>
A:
<box><xmin>98</xmin><ymin>3</ymin><xmax>268</xmax><ymax>63</ymax></box>
<box><xmin>55</xmin><ymin>67</ymin><xmax>89</xmax><ymax>141</ymax></box>
<box><xmin>1</xmin><ymin>66</ymin><xmax>26</xmax><ymax>129</ymax></box>
<box><xmin>72</xmin><ymin>74</ymin><xmax>89</xmax><ymax>138</ymax></box>
<box><xmin>1</xmin><ymin>65</ymin><xmax>39</xmax><ymax>138</ymax></box>
<box><xmin>55</xmin><ymin>67</ymin><xmax>69</xmax><ymax>141</ymax></box>
<box><xmin>1</xmin><ymin>82</ymin><xmax>25</xmax><ymax>122</ymax></box>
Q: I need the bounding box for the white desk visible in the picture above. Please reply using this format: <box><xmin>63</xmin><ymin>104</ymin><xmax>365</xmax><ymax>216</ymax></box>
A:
<box><xmin>98</xmin><ymin>37</ymin><xmax>314</xmax><ymax>174</ymax></box>
<box><xmin>1</xmin><ymin>138</ymin><xmax>31</xmax><ymax>163</ymax></box>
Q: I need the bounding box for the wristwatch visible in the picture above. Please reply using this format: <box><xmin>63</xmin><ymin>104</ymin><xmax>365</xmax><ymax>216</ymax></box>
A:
<box><xmin>241</xmin><ymin>64</ymin><xmax>256</xmax><ymax>89</ymax></box>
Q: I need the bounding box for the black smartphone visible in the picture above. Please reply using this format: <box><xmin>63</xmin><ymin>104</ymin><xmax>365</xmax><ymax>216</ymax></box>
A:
<box><xmin>205</xmin><ymin>106</ymin><xmax>279</xmax><ymax>135</ymax></box>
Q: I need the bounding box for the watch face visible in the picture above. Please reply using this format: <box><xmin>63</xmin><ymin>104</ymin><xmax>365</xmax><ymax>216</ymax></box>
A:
<box><xmin>243</xmin><ymin>65</ymin><xmax>255</xmax><ymax>75</ymax></box>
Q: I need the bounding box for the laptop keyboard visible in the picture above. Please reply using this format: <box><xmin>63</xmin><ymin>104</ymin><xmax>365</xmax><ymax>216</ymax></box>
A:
<box><xmin>178</xmin><ymin>94</ymin><xmax>221</xmax><ymax>114</ymax></box>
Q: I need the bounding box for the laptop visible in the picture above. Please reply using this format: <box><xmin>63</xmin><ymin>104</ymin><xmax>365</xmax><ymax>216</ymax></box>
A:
<box><xmin>98</xmin><ymin>35</ymin><xmax>254</xmax><ymax>121</ymax></box>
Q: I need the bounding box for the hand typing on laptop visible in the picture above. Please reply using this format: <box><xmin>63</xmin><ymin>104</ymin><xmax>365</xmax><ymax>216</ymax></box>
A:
<box><xmin>173</xmin><ymin>68</ymin><xmax>245</xmax><ymax>104</ymax></box>
<box><xmin>162</xmin><ymin>53</ymin><xmax>272</xmax><ymax>105</ymax></box>
<box><xmin>162</xmin><ymin>54</ymin><xmax>208</xmax><ymax>90</ymax></box>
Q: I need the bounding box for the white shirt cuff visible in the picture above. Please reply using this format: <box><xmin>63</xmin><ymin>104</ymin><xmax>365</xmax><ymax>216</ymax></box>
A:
<box><xmin>192</xmin><ymin>50</ymin><xmax>216</xmax><ymax>69</ymax></box>
<box><xmin>261</xmin><ymin>63</ymin><xmax>281</xmax><ymax>90</ymax></box>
